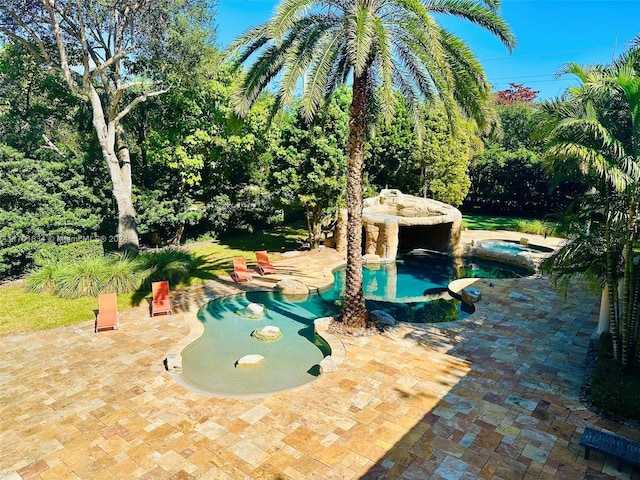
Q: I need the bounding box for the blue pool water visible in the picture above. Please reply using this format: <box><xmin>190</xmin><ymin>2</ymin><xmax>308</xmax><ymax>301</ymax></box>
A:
<box><xmin>181</xmin><ymin>291</ymin><xmax>332</xmax><ymax>396</ymax></box>
<box><xmin>181</xmin><ymin>254</ymin><xmax>533</xmax><ymax>396</ymax></box>
<box><xmin>327</xmin><ymin>254</ymin><xmax>533</xmax><ymax>302</ymax></box>
<box><xmin>479</xmin><ymin>239</ymin><xmax>554</xmax><ymax>254</ymax></box>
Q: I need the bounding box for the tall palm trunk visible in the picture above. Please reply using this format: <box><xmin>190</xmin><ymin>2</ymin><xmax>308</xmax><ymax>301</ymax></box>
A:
<box><xmin>339</xmin><ymin>71</ymin><xmax>369</xmax><ymax>328</ymax></box>
<box><xmin>621</xmin><ymin>199</ymin><xmax>637</xmax><ymax>365</ymax></box>
<box><xmin>633</xmin><ymin>262</ymin><xmax>640</xmax><ymax>363</ymax></box>
<box><xmin>603</xmin><ymin>183</ymin><xmax>620</xmax><ymax>360</ymax></box>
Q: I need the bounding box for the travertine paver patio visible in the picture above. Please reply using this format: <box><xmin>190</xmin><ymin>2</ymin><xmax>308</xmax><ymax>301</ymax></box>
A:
<box><xmin>1</xmin><ymin>233</ymin><xmax>639</xmax><ymax>479</ymax></box>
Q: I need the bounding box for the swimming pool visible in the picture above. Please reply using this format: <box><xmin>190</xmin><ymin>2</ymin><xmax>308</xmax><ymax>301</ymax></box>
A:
<box><xmin>181</xmin><ymin>291</ymin><xmax>333</xmax><ymax>397</ymax></box>
<box><xmin>471</xmin><ymin>239</ymin><xmax>553</xmax><ymax>270</ymax></box>
<box><xmin>180</xmin><ymin>253</ymin><xmax>532</xmax><ymax>396</ymax></box>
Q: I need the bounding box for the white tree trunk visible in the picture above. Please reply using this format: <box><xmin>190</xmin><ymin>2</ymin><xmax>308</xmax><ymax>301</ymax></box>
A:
<box><xmin>88</xmin><ymin>87</ymin><xmax>139</xmax><ymax>249</ymax></box>
<box><xmin>598</xmin><ymin>284</ymin><xmax>611</xmax><ymax>335</ymax></box>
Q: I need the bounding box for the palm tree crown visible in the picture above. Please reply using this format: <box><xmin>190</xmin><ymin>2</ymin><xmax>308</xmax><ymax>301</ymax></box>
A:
<box><xmin>227</xmin><ymin>0</ymin><xmax>514</xmax><ymax>125</ymax></box>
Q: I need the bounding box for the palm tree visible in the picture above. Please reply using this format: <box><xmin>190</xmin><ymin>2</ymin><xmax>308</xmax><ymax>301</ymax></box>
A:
<box><xmin>225</xmin><ymin>0</ymin><xmax>515</xmax><ymax>329</ymax></box>
<box><xmin>537</xmin><ymin>40</ymin><xmax>640</xmax><ymax>365</ymax></box>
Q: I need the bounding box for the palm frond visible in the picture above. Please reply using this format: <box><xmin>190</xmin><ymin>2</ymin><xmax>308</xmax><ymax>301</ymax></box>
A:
<box><xmin>268</xmin><ymin>0</ymin><xmax>318</xmax><ymax>41</ymax></box>
<box><xmin>438</xmin><ymin>28</ymin><xmax>490</xmax><ymax>127</ymax></box>
<box><xmin>372</xmin><ymin>16</ymin><xmax>395</xmax><ymax>125</ymax></box>
<box><xmin>223</xmin><ymin>23</ymin><xmax>270</xmax><ymax>64</ymax></box>
<box><xmin>233</xmin><ymin>40</ymin><xmax>292</xmax><ymax>116</ymax></box>
<box><xmin>278</xmin><ymin>20</ymin><xmax>336</xmax><ymax>105</ymax></box>
<box><xmin>324</xmin><ymin>46</ymin><xmax>352</xmax><ymax>95</ymax></box>
<box><xmin>299</xmin><ymin>31</ymin><xmax>342</xmax><ymax>121</ymax></box>
<box><xmin>346</xmin><ymin>2</ymin><xmax>376</xmax><ymax>76</ymax></box>
<box><xmin>425</xmin><ymin>0</ymin><xmax>515</xmax><ymax>50</ymax></box>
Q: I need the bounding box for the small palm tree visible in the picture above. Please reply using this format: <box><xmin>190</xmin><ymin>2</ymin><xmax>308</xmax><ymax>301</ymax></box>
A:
<box><xmin>225</xmin><ymin>0</ymin><xmax>515</xmax><ymax>329</ymax></box>
<box><xmin>537</xmin><ymin>39</ymin><xmax>640</xmax><ymax>365</ymax></box>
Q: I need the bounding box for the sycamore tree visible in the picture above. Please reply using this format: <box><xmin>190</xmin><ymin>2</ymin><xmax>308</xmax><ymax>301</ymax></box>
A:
<box><xmin>225</xmin><ymin>0</ymin><xmax>514</xmax><ymax>329</ymax></box>
<box><xmin>0</xmin><ymin>0</ymin><xmax>213</xmax><ymax>249</ymax></box>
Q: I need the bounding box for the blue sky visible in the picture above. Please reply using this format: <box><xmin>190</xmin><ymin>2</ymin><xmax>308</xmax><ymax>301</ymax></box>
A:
<box><xmin>215</xmin><ymin>0</ymin><xmax>640</xmax><ymax>101</ymax></box>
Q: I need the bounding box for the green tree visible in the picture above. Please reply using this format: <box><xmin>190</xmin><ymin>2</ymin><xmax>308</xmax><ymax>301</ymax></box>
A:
<box><xmin>537</xmin><ymin>42</ymin><xmax>640</xmax><ymax>366</ymax></box>
<box><xmin>496</xmin><ymin>102</ymin><xmax>544</xmax><ymax>152</ymax></box>
<box><xmin>463</xmin><ymin>97</ymin><xmax>583</xmax><ymax>215</ymax></box>
<box><xmin>465</xmin><ymin>146</ymin><xmax>551</xmax><ymax>213</ymax></box>
<box><xmin>0</xmin><ymin>0</ymin><xmax>213</xmax><ymax>250</ymax></box>
<box><xmin>0</xmin><ymin>145</ymin><xmax>101</xmax><ymax>277</ymax></box>
<box><xmin>127</xmin><ymin>58</ymin><xmax>280</xmax><ymax>244</ymax></box>
<box><xmin>418</xmin><ymin>105</ymin><xmax>477</xmax><ymax>206</ymax></box>
<box><xmin>225</xmin><ymin>0</ymin><xmax>514</xmax><ymax>329</ymax></box>
<box><xmin>270</xmin><ymin>88</ymin><xmax>350</xmax><ymax>247</ymax></box>
<box><xmin>367</xmin><ymin>99</ymin><xmax>477</xmax><ymax>206</ymax></box>
<box><xmin>0</xmin><ymin>41</ymin><xmax>87</xmax><ymax>156</ymax></box>
<box><xmin>367</xmin><ymin>96</ymin><xmax>422</xmax><ymax>193</ymax></box>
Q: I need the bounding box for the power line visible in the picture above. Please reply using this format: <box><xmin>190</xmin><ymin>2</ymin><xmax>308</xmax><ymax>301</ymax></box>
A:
<box><xmin>491</xmin><ymin>73</ymin><xmax>557</xmax><ymax>81</ymax></box>
<box><xmin>481</xmin><ymin>45</ymin><xmax>618</xmax><ymax>62</ymax></box>
<box><xmin>490</xmin><ymin>79</ymin><xmax>576</xmax><ymax>86</ymax></box>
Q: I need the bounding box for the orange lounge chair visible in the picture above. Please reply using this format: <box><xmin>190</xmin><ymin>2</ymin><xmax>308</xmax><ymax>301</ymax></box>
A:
<box><xmin>151</xmin><ymin>280</ymin><xmax>173</xmax><ymax>316</ymax></box>
<box><xmin>230</xmin><ymin>257</ymin><xmax>253</xmax><ymax>283</ymax></box>
<box><xmin>255</xmin><ymin>250</ymin><xmax>277</xmax><ymax>275</ymax></box>
<box><xmin>96</xmin><ymin>293</ymin><xmax>119</xmax><ymax>332</ymax></box>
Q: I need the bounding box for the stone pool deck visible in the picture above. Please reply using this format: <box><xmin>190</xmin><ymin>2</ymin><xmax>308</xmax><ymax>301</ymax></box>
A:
<box><xmin>2</xmin><ymin>231</ymin><xmax>639</xmax><ymax>479</ymax></box>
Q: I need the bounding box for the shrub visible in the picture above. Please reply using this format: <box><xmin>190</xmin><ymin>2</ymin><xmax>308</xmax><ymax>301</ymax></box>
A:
<box><xmin>27</xmin><ymin>253</ymin><xmax>143</xmax><ymax>298</ymax></box>
<box><xmin>414</xmin><ymin>298</ymin><xmax>460</xmax><ymax>323</ymax></box>
<box><xmin>135</xmin><ymin>248</ymin><xmax>199</xmax><ymax>287</ymax></box>
<box><xmin>0</xmin><ymin>145</ymin><xmax>102</xmax><ymax>279</ymax></box>
<box><xmin>513</xmin><ymin>219</ymin><xmax>557</xmax><ymax>236</ymax></box>
<box><xmin>591</xmin><ymin>332</ymin><xmax>640</xmax><ymax>420</ymax></box>
<box><xmin>34</xmin><ymin>240</ymin><xmax>104</xmax><ymax>266</ymax></box>
<box><xmin>26</xmin><ymin>247</ymin><xmax>200</xmax><ymax>299</ymax></box>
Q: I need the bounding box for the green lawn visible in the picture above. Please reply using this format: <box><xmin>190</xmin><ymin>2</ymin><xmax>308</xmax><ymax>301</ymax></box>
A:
<box><xmin>0</xmin><ymin>225</ymin><xmax>308</xmax><ymax>335</ymax></box>
<box><xmin>462</xmin><ymin>214</ymin><xmax>521</xmax><ymax>231</ymax></box>
<box><xmin>462</xmin><ymin>214</ymin><xmax>558</xmax><ymax>236</ymax></box>
<box><xmin>186</xmin><ymin>224</ymin><xmax>308</xmax><ymax>280</ymax></box>
<box><xmin>0</xmin><ymin>285</ymin><xmax>136</xmax><ymax>334</ymax></box>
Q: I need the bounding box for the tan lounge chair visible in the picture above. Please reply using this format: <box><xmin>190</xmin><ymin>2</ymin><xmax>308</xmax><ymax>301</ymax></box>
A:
<box><xmin>255</xmin><ymin>250</ymin><xmax>277</xmax><ymax>275</ymax></box>
<box><xmin>151</xmin><ymin>280</ymin><xmax>173</xmax><ymax>316</ymax></box>
<box><xmin>230</xmin><ymin>257</ymin><xmax>253</xmax><ymax>283</ymax></box>
<box><xmin>96</xmin><ymin>293</ymin><xmax>119</xmax><ymax>332</ymax></box>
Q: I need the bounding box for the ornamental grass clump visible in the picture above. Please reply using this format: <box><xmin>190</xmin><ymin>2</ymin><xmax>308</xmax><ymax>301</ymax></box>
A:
<box><xmin>135</xmin><ymin>248</ymin><xmax>198</xmax><ymax>287</ymax></box>
<box><xmin>101</xmin><ymin>253</ymin><xmax>147</xmax><ymax>294</ymax></box>
<box><xmin>26</xmin><ymin>246</ymin><xmax>198</xmax><ymax>299</ymax></box>
<box><xmin>27</xmin><ymin>253</ymin><xmax>143</xmax><ymax>298</ymax></box>
<box><xmin>52</xmin><ymin>255</ymin><xmax>112</xmax><ymax>298</ymax></box>
<box><xmin>514</xmin><ymin>219</ymin><xmax>557</xmax><ymax>236</ymax></box>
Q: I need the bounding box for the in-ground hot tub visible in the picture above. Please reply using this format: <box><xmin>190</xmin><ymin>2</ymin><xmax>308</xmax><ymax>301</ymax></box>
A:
<box><xmin>470</xmin><ymin>238</ymin><xmax>554</xmax><ymax>270</ymax></box>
